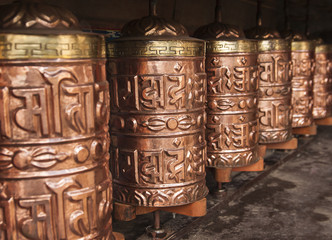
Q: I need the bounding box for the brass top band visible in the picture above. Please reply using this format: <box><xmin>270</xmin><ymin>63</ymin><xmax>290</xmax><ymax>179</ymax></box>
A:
<box><xmin>0</xmin><ymin>34</ymin><xmax>105</xmax><ymax>60</ymax></box>
<box><xmin>315</xmin><ymin>44</ymin><xmax>331</xmax><ymax>53</ymax></box>
<box><xmin>291</xmin><ymin>40</ymin><xmax>315</xmax><ymax>51</ymax></box>
<box><xmin>206</xmin><ymin>40</ymin><xmax>258</xmax><ymax>54</ymax></box>
<box><xmin>257</xmin><ymin>39</ymin><xmax>290</xmax><ymax>52</ymax></box>
<box><xmin>107</xmin><ymin>40</ymin><xmax>205</xmax><ymax>57</ymax></box>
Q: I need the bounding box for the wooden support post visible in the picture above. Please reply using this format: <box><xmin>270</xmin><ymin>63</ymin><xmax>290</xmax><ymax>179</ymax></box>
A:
<box><xmin>163</xmin><ymin>198</ymin><xmax>206</xmax><ymax>217</ymax></box>
<box><xmin>214</xmin><ymin>167</ymin><xmax>232</xmax><ymax>183</ymax></box>
<box><xmin>315</xmin><ymin>116</ymin><xmax>332</xmax><ymax>126</ymax></box>
<box><xmin>258</xmin><ymin>145</ymin><xmax>267</xmax><ymax>158</ymax></box>
<box><xmin>113</xmin><ymin>202</ymin><xmax>137</xmax><ymax>221</ymax></box>
<box><xmin>113</xmin><ymin>198</ymin><xmax>207</xmax><ymax>222</ymax></box>
<box><xmin>232</xmin><ymin>157</ymin><xmax>264</xmax><ymax>172</ymax></box>
<box><xmin>265</xmin><ymin>137</ymin><xmax>298</xmax><ymax>150</ymax></box>
<box><xmin>292</xmin><ymin>124</ymin><xmax>317</xmax><ymax>135</ymax></box>
<box><xmin>113</xmin><ymin>232</ymin><xmax>125</xmax><ymax>240</ymax></box>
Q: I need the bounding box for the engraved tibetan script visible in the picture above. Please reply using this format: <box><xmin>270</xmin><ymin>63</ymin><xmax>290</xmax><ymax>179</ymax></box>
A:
<box><xmin>111</xmin><ymin>74</ymin><xmax>197</xmax><ymax>111</ymax></box>
<box><xmin>0</xmin><ymin>70</ymin><xmax>104</xmax><ymax>139</ymax></box>
<box><xmin>0</xmin><ymin>87</ymin><xmax>11</xmax><ymax>139</ymax></box>
<box><xmin>19</xmin><ymin>195</ymin><xmax>54</xmax><ymax>239</ymax></box>
<box><xmin>63</xmin><ymin>83</ymin><xmax>95</xmax><ymax>134</ymax></box>
<box><xmin>113</xmin><ymin>147</ymin><xmax>203</xmax><ymax>184</ymax></box>
<box><xmin>259</xmin><ymin>102</ymin><xmax>290</xmax><ymax>128</ymax></box>
<box><xmin>207</xmin><ymin>64</ymin><xmax>257</xmax><ymax>94</ymax></box>
<box><xmin>233</xmin><ymin>65</ymin><xmax>257</xmax><ymax>92</ymax></box>
<box><xmin>141</xmin><ymin>75</ymin><xmax>166</xmax><ymax>109</ymax></box>
<box><xmin>207</xmin><ymin>122</ymin><xmax>223</xmax><ymax>150</ymax></box>
<box><xmin>259</xmin><ymin>56</ymin><xmax>289</xmax><ymax>83</ymax></box>
<box><xmin>12</xmin><ymin>87</ymin><xmax>50</xmax><ymax>137</ymax></box>
<box><xmin>293</xmin><ymin>58</ymin><xmax>312</xmax><ymax>77</ymax></box>
<box><xmin>0</xmin><ymin>197</ymin><xmax>17</xmax><ymax>240</ymax></box>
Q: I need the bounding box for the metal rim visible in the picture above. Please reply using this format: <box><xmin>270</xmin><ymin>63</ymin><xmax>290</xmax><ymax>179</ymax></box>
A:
<box><xmin>291</xmin><ymin>40</ymin><xmax>315</xmax><ymax>51</ymax></box>
<box><xmin>107</xmin><ymin>39</ymin><xmax>205</xmax><ymax>57</ymax></box>
<box><xmin>257</xmin><ymin>39</ymin><xmax>290</xmax><ymax>52</ymax></box>
<box><xmin>0</xmin><ymin>33</ymin><xmax>106</xmax><ymax>59</ymax></box>
<box><xmin>206</xmin><ymin>39</ymin><xmax>258</xmax><ymax>53</ymax></box>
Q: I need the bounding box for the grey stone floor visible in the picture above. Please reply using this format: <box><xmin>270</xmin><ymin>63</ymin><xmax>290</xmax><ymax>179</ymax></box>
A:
<box><xmin>113</xmin><ymin>125</ymin><xmax>332</xmax><ymax>240</ymax></box>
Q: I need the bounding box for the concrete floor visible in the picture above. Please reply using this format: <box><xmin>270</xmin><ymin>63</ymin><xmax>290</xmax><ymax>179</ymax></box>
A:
<box><xmin>180</xmin><ymin>125</ymin><xmax>332</xmax><ymax>240</ymax></box>
<box><xmin>113</xmin><ymin>125</ymin><xmax>332</xmax><ymax>240</ymax></box>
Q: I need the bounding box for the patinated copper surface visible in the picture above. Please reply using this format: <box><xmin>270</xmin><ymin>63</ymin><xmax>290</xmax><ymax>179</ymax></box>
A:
<box><xmin>291</xmin><ymin>41</ymin><xmax>315</xmax><ymax>127</ymax></box>
<box><xmin>0</xmin><ymin>1</ymin><xmax>114</xmax><ymax>239</ymax></box>
<box><xmin>313</xmin><ymin>45</ymin><xmax>330</xmax><ymax>119</ymax></box>
<box><xmin>194</xmin><ymin>0</ymin><xmax>259</xmax><ymax>169</ymax></box>
<box><xmin>107</xmin><ymin>3</ymin><xmax>208</xmax><ymax>207</ymax></box>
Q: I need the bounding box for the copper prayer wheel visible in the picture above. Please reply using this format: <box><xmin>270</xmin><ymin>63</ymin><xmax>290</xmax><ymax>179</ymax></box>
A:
<box><xmin>291</xmin><ymin>41</ymin><xmax>315</xmax><ymax>127</ymax></box>
<box><xmin>107</xmin><ymin>1</ymin><xmax>208</xmax><ymax>207</ymax></box>
<box><xmin>313</xmin><ymin>44</ymin><xmax>330</xmax><ymax>119</ymax></box>
<box><xmin>0</xmin><ymin>1</ymin><xmax>114</xmax><ymax>239</ymax></box>
<box><xmin>327</xmin><ymin>45</ymin><xmax>332</xmax><ymax>117</ymax></box>
<box><xmin>246</xmin><ymin>0</ymin><xmax>292</xmax><ymax>143</ymax></box>
<box><xmin>194</xmin><ymin>0</ymin><xmax>259</xmax><ymax>169</ymax></box>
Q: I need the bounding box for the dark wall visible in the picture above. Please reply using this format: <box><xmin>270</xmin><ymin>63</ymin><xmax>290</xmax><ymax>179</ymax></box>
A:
<box><xmin>1</xmin><ymin>0</ymin><xmax>332</xmax><ymax>40</ymax></box>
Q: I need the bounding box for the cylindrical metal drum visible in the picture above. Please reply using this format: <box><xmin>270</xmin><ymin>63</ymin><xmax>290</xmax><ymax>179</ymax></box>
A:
<box><xmin>0</xmin><ymin>1</ymin><xmax>114</xmax><ymax>239</ymax></box>
<box><xmin>194</xmin><ymin>1</ymin><xmax>259</xmax><ymax>169</ymax></box>
<box><xmin>313</xmin><ymin>45</ymin><xmax>330</xmax><ymax>119</ymax></box>
<box><xmin>107</xmin><ymin>5</ymin><xmax>208</xmax><ymax>207</ymax></box>
<box><xmin>245</xmin><ymin>37</ymin><xmax>292</xmax><ymax>143</ymax></box>
<box><xmin>246</xmin><ymin>0</ymin><xmax>293</xmax><ymax>144</ymax></box>
<box><xmin>327</xmin><ymin>45</ymin><xmax>332</xmax><ymax>116</ymax></box>
<box><xmin>291</xmin><ymin>41</ymin><xmax>315</xmax><ymax>127</ymax></box>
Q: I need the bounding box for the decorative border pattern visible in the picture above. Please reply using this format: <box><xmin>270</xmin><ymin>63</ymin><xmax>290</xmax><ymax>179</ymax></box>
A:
<box><xmin>0</xmin><ymin>34</ymin><xmax>105</xmax><ymax>59</ymax></box>
<box><xmin>207</xmin><ymin>150</ymin><xmax>259</xmax><ymax>168</ymax></box>
<box><xmin>315</xmin><ymin>44</ymin><xmax>330</xmax><ymax>53</ymax></box>
<box><xmin>258</xmin><ymin>39</ymin><xmax>290</xmax><ymax>52</ymax></box>
<box><xmin>107</xmin><ymin>40</ymin><xmax>205</xmax><ymax>57</ymax></box>
<box><xmin>291</xmin><ymin>41</ymin><xmax>315</xmax><ymax>51</ymax></box>
<box><xmin>259</xmin><ymin>129</ymin><xmax>293</xmax><ymax>144</ymax></box>
<box><xmin>206</xmin><ymin>40</ymin><xmax>258</xmax><ymax>53</ymax></box>
<box><xmin>113</xmin><ymin>180</ymin><xmax>208</xmax><ymax>207</ymax></box>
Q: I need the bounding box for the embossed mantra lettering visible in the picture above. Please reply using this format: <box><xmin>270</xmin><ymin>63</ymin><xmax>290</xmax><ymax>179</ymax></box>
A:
<box><xmin>257</xmin><ymin>52</ymin><xmax>292</xmax><ymax>143</ymax></box>
<box><xmin>259</xmin><ymin>56</ymin><xmax>289</xmax><ymax>83</ymax></box>
<box><xmin>109</xmin><ymin>58</ymin><xmax>208</xmax><ymax>207</ymax></box>
<box><xmin>291</xmin><ymin>50</ymin><xmax>314</xmax><ymax>127</ymax></box>
<box><xmin>0</xmin><ymin>178</ymin><xmax>111</xmax><ymax>239</ymax></box>
<box><xmin>0</xmin><ymin>70</ymin><xmax>108</xmax><ymax>140</ymax></box>
<box><xmin>112</xmin><ymin>146</ymin><xmax>205</xmax><ymax>185</ymax></box>
<box><xmin>313</xmin><ymin>52</ymin><xmax>329</xmax><ymax>119</ymax></box>
<box><xmin>205</xmin><ymin>54</ymin><xmax>259</xmax><ymax>168</ymax></box>
<box><xmin>0</xmin><ymin>63</ymin><xmax>112</xmax><ymax>239</ymax></box>
<box><xmin>207</xmin><ymin>59</ymin><xmax>258</xmax><ymax>94</ymax></box>
<box><xmin>110</xmin><ymin>73</ymin><xmax>205</xmax><ymax>111</ymax></box>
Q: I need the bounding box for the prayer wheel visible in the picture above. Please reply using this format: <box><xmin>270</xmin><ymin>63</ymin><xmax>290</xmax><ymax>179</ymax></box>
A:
<box><xmin>290</xmin><ymin>41</ymin><xmax>315</xmax><ymax>127</ymax></box>
<box><xmin>246</xmin><ymin>0</ymin><xmax>292</xmax><ymax>143</ymax></box>
<box><xmin>327</xmin><ymin>45</ymin><xmax>332</xmax><ymax>116</ymax></box>
<box><xmin>194</xmin><ymin>0</ymin><xmax>259</xmax><ymax>170</ymax></box>
<box><xmin>107</xmin><ymin>1</ymin><xmax>208</xmax><ymax>207</ymax></box>
<box><xmin>0</xmin><ymin>1</ymin><xmax>114</xmax><ymax>239</ymax></box>
<box><xmin>313</xmin><ymin>44</ymin><xmax>330</xmax><ymax>119</ymax></box>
